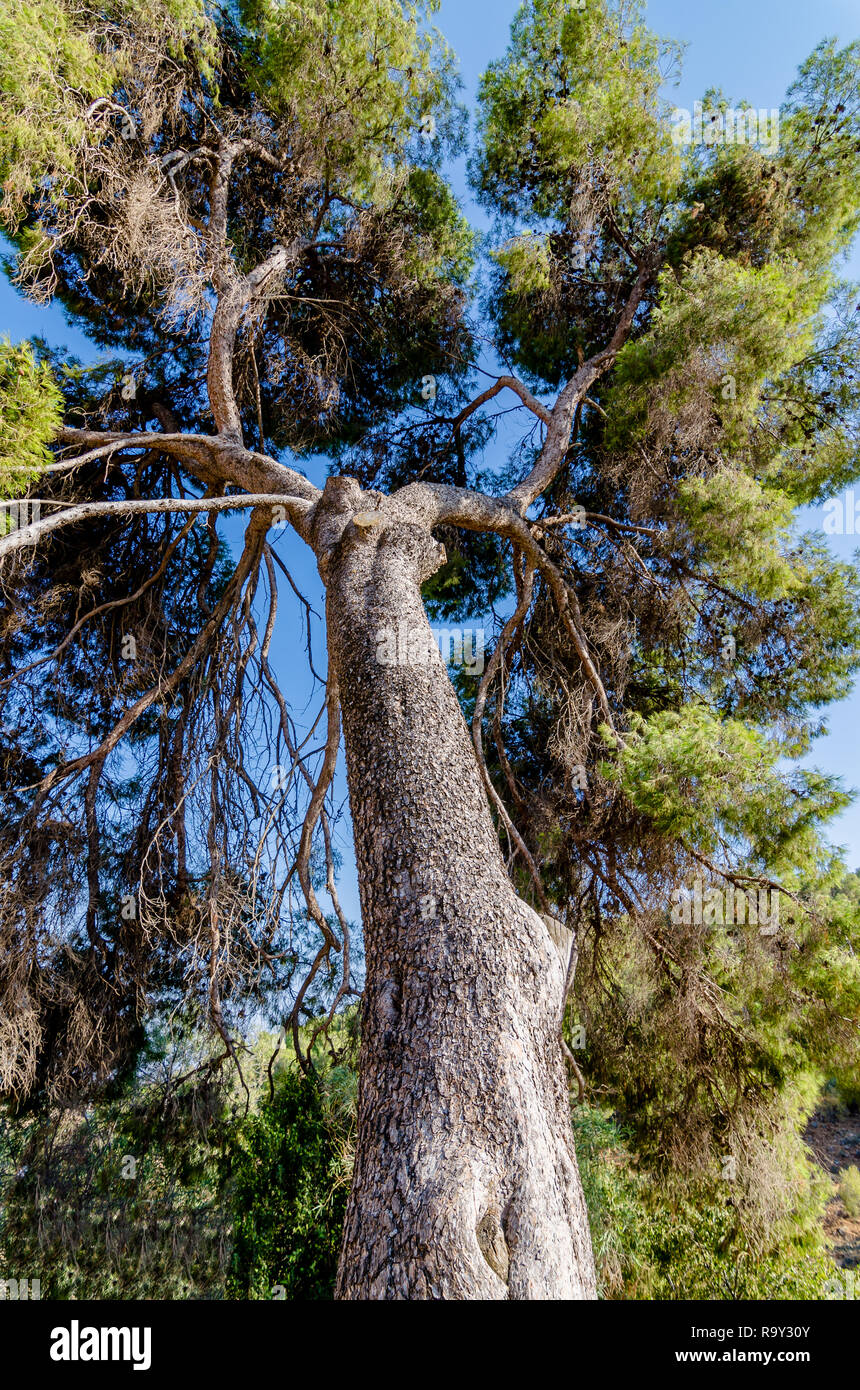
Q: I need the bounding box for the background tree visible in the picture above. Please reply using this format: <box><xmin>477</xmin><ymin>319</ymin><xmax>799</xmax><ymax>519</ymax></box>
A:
<box><xmin>1</xmin><ymin>0</ymin><xmax>860</xmax><ymax>1299</ymax></box>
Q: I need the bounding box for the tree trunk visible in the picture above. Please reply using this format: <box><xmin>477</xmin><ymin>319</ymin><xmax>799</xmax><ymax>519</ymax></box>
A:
<box><xmin>315</xmin><ymin>480</ymin><xmax>596</xmax><ymax>1300</ymax></box>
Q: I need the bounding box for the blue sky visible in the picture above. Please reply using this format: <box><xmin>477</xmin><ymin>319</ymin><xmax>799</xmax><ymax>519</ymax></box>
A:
<box><xmin>2</xmin><ymin>0</ymin><xmax>859</xmax><ymax>927</ymax></box>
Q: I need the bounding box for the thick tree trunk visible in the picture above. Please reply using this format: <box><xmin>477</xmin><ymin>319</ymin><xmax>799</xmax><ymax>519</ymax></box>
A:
<box><xmin>315</xmin><ymin>479</ymin><xmax>596</xmax><ymax>1300</ymax></box>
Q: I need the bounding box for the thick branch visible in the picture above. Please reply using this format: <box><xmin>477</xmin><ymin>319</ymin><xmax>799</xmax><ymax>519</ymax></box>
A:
<box><xmin>53</xmin><ymin>425</ymin><xmax>321</xmax><ymax>506</ymax></box>
<box><xmin>0</xmin><ymin>493</ymin><xmax>313</xmax><ymax>561</ymax></box>
<box><xmin>204</xmin><ymin>138</ymin><xmax>304</xmax><ymax>439</ymax></box>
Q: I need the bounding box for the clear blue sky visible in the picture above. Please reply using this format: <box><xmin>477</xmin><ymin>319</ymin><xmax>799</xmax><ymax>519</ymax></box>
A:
<box><xmin>1</xmin><ymin>0</ymin><xmax>859</xmax><ymax>926</ymax></box>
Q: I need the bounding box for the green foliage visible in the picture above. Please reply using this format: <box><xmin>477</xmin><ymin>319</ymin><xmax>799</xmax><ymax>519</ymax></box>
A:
<box><xmin>0</xmin><ymin>0</ymin><xmax>475</xmax><ymax>446</ymax></box>
<box><xmin>239</xmin><ymin>0</ymin><xmax>459</xmax><ymax>199</ymax></box>
<box><xmin>0</xmin><ymin>0</ymin><xmax>216</xmax><ymax>233</ymax></box>
<box><xmin>0</xmin><ymin>1027</ymin><xmax>357</xmax><ymax>1300</ymax></box>
<box><xmin>227</xmin><ymin>1065</ymin><xmax>352</xmax><ymax>1300</ymax></box>
<box><xmin>607</xmin><ymin>251</ymin><xmax>817</xmax><ymax>443</ymax></box>
<box><xmin>606</xmin><ymin>707</ymin><xmax>852</xmax><ymax>884</ymax></box>
<box><xmin>571</xmin><ymin>1103</ymin><xmax>648</xmax><ymax>1297</ymax></box>
<box><xmin>572</xmin><ymin>1098</ymin><xmax>840</xmax><ymax>1301</ymax></box>
<box><xmin>639</xmin><ymin>1194</ymin><xmax>836</xmax><ymax>1301</ymax></box>
<box><xmin>474</xmin><ymin>0</ymin><xmax>683</xmax><ymax>220</ymax></box>
<box><xmin>607</xmin><ymin>707</ymin><xmax>774</xmax><ymax>844</ymax></box>
<box><xmin>0</xmin><ymin>0</ymin><xmax>112</xmax><ymax>226</ymax></box>
<box><xmin>676</xmin><ymin>470</ymin><xmax>797</xmax><ymax>601</ymax></box>
<box><xmin>574</xmin><ymin>878</ymin><xmax>860</xmax><ymax>1178</ymax></box>
<box><xmin>0</xmin><ymin>338</ymin><xmax>62</xmax><ymax>510</ymax></box>
<box><xmin>471</xmin><ymin>0</ymin><xmax>685</xmax><ymax>385</ymax></box>
<box><xmin>492</xmin><ymin>234</ymin><xmax>552</xmax><ymax>296</ymax></box>
<box><xmin>838</xmin><ymin>1165</ymin><xmax>860</xmax><ymax>1218</ymax></box>
<box><xmin>401</xmin><ymin>166</ymin><xmax>475</xmax><ymax>285</ymax></box>
<box><xmin>778</xmin><ymin>39</ymin><xmax>860</xmax><ymax>268</ymax></box>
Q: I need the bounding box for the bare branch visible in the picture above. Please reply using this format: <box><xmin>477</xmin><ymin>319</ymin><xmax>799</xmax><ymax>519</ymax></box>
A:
<box><xmin>0</xmin><ymin>493</ymin><xmax>313</xmax><ymax>562</ymax></box>
<box><xmin>451</xmin><ymin>375</ymin><xmax>551</xmax><ymax>433</ymax></box>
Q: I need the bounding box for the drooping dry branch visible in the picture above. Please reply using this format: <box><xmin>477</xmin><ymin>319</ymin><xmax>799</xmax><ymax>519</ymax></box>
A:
<box><xmin>27</xmin><ymin>513</ymin><xmax>269</xmax><ymax>800</ymax></box>
<box><xmin>393</xmin><ymin>479</ymin><xmax>620</xmax><ymax>739</ymax></box>
<box><xmin>471</xmin><ymin>556</ymin><xmax>551</xmax><ymax>910</ymax></box>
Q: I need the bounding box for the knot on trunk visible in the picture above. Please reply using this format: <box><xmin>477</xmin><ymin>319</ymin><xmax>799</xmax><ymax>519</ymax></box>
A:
<box><xmin>476</xmin><ymin>1206</ymin><xmax>510</xmax><ymax>1285</ymax></box>
<box><xmin>311</xmin><ymin>476</ymin><xmax>366</xmax><ymax>581</ymax></box>
<box><xmin>375</xmin><ymin>976</ymin><xmax>401</xmax><ymax>1051</ymax></box>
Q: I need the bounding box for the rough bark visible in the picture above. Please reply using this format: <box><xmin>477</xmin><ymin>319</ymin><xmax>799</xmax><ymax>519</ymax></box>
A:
<box><xmin>314</xmin><ymin>479</ymin><xmax>597</xmax><ymax>1301</ymax></box>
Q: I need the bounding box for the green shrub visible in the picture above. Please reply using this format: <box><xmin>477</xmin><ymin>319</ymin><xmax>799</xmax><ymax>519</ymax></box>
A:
<box><xmin>226</xmin><ymin>1066</ymin><xmax>352</xmax><ymax>1301</ymax></box>
<box><xmin>838</xmin><ymin>1165</ymin><xmax>860</xmax><ymax>1218</ymax></box>
<box><xmin>638</xmin><ymin>1194</ymin><xmax>836</xmax><ymax>1300</ymax></box>
<box><xmin>0</xmin><ymin>1031</ymin><xmax>357</xmax><ymax>1302</ymax></box>
<box><xmin>571</xmin><ymin>1093</ymin><xmax>840</xmax><ymax>1301</ymax></box>
<box><xmin>571</xmin><ymin>1103</ymin><xmax>648</xmax><ymax>1297</ymax></box>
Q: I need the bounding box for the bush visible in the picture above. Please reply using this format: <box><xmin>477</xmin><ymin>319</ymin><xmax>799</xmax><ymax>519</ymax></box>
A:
<box><xmin>571</xmin><ymin>1094</ymin><xmax>840</xmax><ymax>1301</ymax></box>
<box><xmin>638</xmin><ymin>1194</ymin><xmax>836</xmax><ymax>1300</ymax></box>
<box><xmin>838</xmin><ymin>1166</ymin><xmax>860</xmax><ymax>1218</ymax></box>
<box><xmin>571</xmin><ymin>1103</ymin><xmax>648</xmax><ymax>1297</ymax></box>
<box><xmin>0</xmin><ymin>1029</ymin><xmax>357</xmax><ymax>1302</ymax></box>
<box><xmin>226</xmin><ymin>1066</ymin><xmax>353</xmax><ymax>1301</ymax></box>
<box><xmin>0</xmin><ymin>1077</ymin><xmax>232</xmax><ymax>1300</ymax></box>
